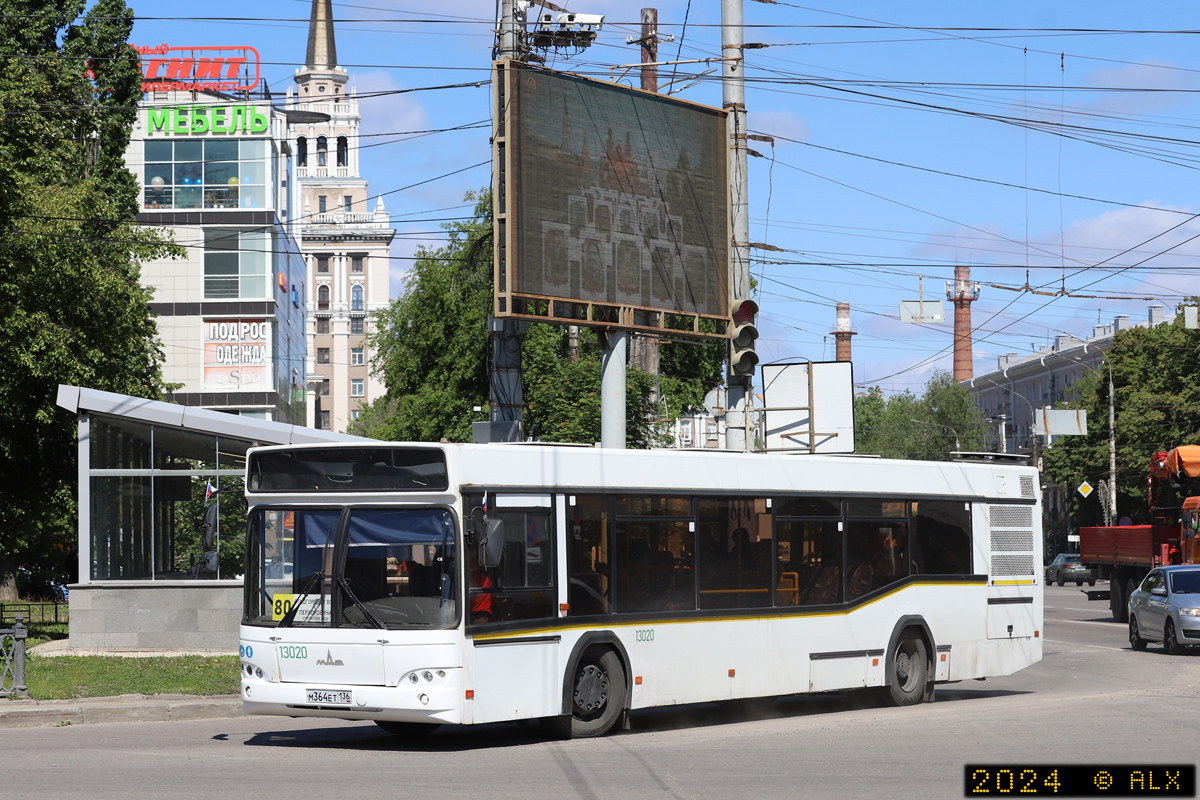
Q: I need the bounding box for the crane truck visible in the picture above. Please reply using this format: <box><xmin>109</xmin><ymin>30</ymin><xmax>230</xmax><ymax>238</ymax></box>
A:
<box><xmin>1079</xmin><ymin>445</ymin><xmax>1200</xmax><ymax>622</ymax></box>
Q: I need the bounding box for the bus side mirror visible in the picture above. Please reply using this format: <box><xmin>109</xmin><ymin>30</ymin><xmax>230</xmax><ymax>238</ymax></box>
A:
<box><xmin>481</xmin><ymin>519</ymin><xmax>504</xmax><ymax>569</ymax></box>
<box><xmin>201</xmin><ymin>503</ymin><xmax>219</xmax><ymax>551</ymax></box>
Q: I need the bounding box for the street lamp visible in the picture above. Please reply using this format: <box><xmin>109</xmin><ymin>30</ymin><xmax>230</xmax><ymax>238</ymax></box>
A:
<box><xmin>910</xmin><ymin>418</ymin><xmax>960</xmax><ymax>452</ymax></box>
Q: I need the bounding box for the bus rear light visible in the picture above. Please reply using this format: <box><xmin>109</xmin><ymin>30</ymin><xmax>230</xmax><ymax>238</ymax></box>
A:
<box><xmin>1035</xmin><ymin>630</ymin><xmax>1040</xmax><ymax>638</ymax></box>
<box><xmin>872</xmin><ymin>658</ymin><xmax>879</xmax><ymax>666</ymax></box>
<box><xmin>728</xmin><ymin>669</ymin><xmax>736</xmax><ymax>678</ymax></box>
<box><xmin>465</xmin><ymin>690</ymin><xmax>475</xmax><ymax>699</ymax></box>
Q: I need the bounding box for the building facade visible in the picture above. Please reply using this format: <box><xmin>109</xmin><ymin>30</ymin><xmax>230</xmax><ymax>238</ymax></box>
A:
<box><xmin>287</xmin><ymin>2</ymin><xmax>394</xmax><ymax>432</ymax></box>
<box><xmin>965</xmin><ymin>308</ymin><xmax>1169</xmax><ymax>455</ymax></box>
<box><xmin>965</xmin><ymin>307</ymin><xmax>1171</xmax><ymax>556</ymax></box>
<box><xmin>129</xmin><ymin>89</ymin><xmax>308</xmax><ymax>423</ymax></box>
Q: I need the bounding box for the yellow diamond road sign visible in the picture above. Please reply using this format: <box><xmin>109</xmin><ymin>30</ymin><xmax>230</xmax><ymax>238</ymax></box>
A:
<box><xmin>1077</xmin><ymin>480</ymin><xmax>1094</xmax><ymax>499</ymax></box>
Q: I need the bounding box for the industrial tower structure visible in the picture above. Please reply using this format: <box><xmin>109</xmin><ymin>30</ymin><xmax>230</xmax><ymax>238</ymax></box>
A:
<box><xmin>946</xmin><ymin>264</ymin><xmax>980</xmax><ymax>383</ymax></box>
<box><xmin>832</xmin><ymin>302</ymin><xmax>856</xmax><ymax>362</ymax></box>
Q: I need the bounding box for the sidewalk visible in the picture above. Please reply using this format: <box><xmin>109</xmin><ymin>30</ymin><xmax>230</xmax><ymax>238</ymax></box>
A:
<box><xmin>0</xmin><ymin>639</ymin><xmax>248</xmax><ymax>729</ymax></box>
<box><xmin>0</xmin><ymin>693</ymin><xmax>247</xmax><ymax>728</ymax></box>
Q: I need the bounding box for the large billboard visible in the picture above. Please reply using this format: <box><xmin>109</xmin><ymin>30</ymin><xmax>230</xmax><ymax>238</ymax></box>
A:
<box><xmin>494</xmin><ymin>60</ymin><xmax>729</xmax><ymax>338</ymax></box>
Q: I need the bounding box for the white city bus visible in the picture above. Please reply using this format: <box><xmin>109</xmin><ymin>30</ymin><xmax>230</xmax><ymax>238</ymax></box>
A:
<box><xmin>238</xmin><ymin>443</ymin><xmax>1042</xmax><ymax>738</ymax></box>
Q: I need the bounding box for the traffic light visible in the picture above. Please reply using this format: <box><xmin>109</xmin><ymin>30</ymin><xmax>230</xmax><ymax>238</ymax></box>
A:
<box><xmin>729</xmin><ymin>298</ymin><xmax>759</xmax><ymax>378</ymax></box>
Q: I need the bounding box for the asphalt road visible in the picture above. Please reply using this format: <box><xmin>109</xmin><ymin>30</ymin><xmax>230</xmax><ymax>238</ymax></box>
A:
<box><xmin>5</xmin><ymin>583</ymin><xmax>1199</xmax><ymax>800</ymax></box>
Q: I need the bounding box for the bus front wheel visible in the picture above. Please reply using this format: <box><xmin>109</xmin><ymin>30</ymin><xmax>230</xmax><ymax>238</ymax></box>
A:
<box><xmin>886</xmin><ymin>634</ymin><xmax>930</xmax><ymax>707</ymax></box>
<box><xmin>553</xmin><ymin>649</ymin><xmax>626</xmax><ymax>738</ymax></box>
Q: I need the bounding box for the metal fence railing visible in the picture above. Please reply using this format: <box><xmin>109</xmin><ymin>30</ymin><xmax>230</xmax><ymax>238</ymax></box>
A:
<box><xmin>0</xmin><ymin>602</ymin><xmax>68</xmax><ymax>626</ymax></box>
<box><xmin>1</xmin><ymin>615</ymin><xmax>28</xmax><ymax>699</ymax></box>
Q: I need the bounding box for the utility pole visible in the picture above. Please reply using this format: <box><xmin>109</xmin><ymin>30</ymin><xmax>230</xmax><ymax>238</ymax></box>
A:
<box><xmin>722</xmin><ymin>0</ymin><xmax>751</xmax><ymax>452</ymax></box>
<box><xmin>487</xmin><ymin>0</ymin><xmax>527</xmax><ymax>442</ymax></box>
<box><xmin>629</xmin><ymin>8</ymin><xmax>662</xmax><ymax>385</ymax></box>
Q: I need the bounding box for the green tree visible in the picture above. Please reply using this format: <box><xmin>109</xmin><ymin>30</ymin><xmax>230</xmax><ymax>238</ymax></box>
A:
<box><xmin>1043</xmin><ymin>316</ymin><xmax>1200</xmax><ymax>527</ymax></box>
<box><xmin>355</xmin><ymin>190</ymin><xmax>723</xmax><ymax>446</ymax></box>
<box><xmin>854</xmin><ymin>370</ymin><xmax>988</xmax><ymax>460</ymax></box>
<box><xmin>0</xmin><ymin>0</ymin><xmax>181</xmax><ymax>599</ymax></box>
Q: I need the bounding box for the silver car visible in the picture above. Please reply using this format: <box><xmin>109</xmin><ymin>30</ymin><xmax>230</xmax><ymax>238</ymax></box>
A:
<box><xmin>1128</xmin><ymin>566</ymin><xmax>1200</xmax><ymax>654</ymax></box>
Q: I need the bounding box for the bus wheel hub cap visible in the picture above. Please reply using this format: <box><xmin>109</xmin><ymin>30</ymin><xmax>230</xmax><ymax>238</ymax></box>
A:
<box><xmin>574</xmin><ymin>665</ymin><xmax>608</xmax><ymax>713</ymax></box>
<box><xmin>896</xmin><ymin>652</ymin><xmax>911</xmax><ymax>682</ymax></box>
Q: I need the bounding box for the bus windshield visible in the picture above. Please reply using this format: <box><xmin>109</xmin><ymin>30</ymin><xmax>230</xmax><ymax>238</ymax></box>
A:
<box><xmin>244</xmin><ymin>507</ymin><xmax>459</xmax><ymax>630</ymax></box>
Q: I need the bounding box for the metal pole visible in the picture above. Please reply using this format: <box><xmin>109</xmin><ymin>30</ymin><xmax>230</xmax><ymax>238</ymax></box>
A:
<box><xmin>723</xmin><ymin>0</ymin><xmax>750</xmax><ymax>452</ymax></box>
<box><xmin>639</xmin><ymin>9</ymin><xmax>661</xmax><ymax>389</ymax></box>
<box><xmin>499</xmin><ymin>0</ymin><xmax>520</xmax><ymax>58</ymax></box>
<box><xmin>1107</xmin><ymin>361</ymin><xmax>1117</xmax><ymax>522</ymax></box>
<box><xmin>601</xmin><ymin>332</ymin><xmax>628</xmax><ymax>448</ymax></box>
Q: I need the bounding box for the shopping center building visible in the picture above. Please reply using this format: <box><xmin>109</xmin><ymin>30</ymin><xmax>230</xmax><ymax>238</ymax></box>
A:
<box><xmin>127</xmin><ymin>71</ymin><xmax>309</xmax><ymax>424</ymax></box>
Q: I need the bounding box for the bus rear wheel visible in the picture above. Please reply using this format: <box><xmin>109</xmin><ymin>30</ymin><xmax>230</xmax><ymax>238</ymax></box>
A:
<box><xmin>886</xmin><ymin>634</ymin><xmax>930</xmax><ymax>707</ymax></box>
<box><xmin>553</xmin><ymin>649</ymin><xmax>626</xmax><ymax>739</ymax></box>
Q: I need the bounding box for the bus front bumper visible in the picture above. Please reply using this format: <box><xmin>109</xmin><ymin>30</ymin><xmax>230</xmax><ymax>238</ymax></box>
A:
<box><xmin>240</xmin><ymin>672</ymin><xmax>463</xmax><ymax>725</ymax></box>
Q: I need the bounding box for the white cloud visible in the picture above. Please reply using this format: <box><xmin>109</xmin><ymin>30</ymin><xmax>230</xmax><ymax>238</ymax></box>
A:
<box><xmin>1080</xmin><ymin>59</ymin><xmax>1195</xmax><ymax>115</ymax></box>
<box><xmin>751</xmin><ymin>109</ymin><xmax>810</xmax><ymax>144</ymax></box>
<box><xmin>352</xmin><ymin>71</ymin><xmax>431</xmax><ymax>138</ymax></box>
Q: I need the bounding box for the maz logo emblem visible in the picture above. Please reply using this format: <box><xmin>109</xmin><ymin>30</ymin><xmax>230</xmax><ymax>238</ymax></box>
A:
<box><xmin>316</xmin><ymin>650</ymin><xmax>344</xmax><ymax>666</ymax></box>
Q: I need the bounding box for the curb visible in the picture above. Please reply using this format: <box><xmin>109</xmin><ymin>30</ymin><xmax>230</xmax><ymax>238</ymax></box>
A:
<box><xmin>0</xmin><ymin>694</ymin><xmax>248</xmax><ymax>729</ymax></box>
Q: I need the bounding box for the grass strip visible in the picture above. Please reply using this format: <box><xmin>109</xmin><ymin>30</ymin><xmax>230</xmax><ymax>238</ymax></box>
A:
<box><xmin>24</xmin><ymin>655</ymin><xmax>240</xmax><ymax>701</ymax></box>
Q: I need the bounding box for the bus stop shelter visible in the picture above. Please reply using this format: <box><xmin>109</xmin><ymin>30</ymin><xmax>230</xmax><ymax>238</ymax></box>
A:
<box><xmin>56</xmin><ymin>385</ymin><xmax>362</xmax><ymax>653</ymax></box>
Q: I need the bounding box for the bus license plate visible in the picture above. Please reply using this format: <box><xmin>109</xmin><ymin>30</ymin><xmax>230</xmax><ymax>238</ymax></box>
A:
<box><xmin>306</xmin><ymin>689</ymin><xmax>352</xmax><ymax>705</ymax></box>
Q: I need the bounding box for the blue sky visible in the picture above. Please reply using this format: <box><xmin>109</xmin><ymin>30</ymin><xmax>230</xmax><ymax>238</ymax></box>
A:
<box><xmin>128</xmin><ymin>1</ymin><xmax>1200</xmax><ymax>394</ymax></box>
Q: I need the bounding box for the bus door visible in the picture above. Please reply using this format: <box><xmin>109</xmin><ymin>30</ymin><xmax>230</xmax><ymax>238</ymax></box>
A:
<box><xmin>467</xmin><ymin>493</ymin><xmax>563</xmax><ymax>724</ymax></box>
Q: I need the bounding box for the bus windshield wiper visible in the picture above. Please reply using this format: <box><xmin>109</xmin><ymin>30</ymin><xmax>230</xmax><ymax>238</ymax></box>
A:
<box><xmin>338</xmin><ymin>576</ymin><xmax>385</xmax><ymax>629</ymax></box>
<box><xmin>278</xmin><ymin>570</ymin><xmax>323</xmax><ymax>627</ymax></box>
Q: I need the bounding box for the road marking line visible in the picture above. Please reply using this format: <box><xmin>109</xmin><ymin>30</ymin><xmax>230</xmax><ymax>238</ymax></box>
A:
<box><xmin>1043</xmin><ymin>638</ymin><xmax>1126</xmax><ymax>651</ymax></box>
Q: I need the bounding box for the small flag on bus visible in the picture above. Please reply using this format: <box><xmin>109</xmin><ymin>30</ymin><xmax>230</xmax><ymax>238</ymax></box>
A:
<box><xmin>205</xmin><ymin>481</ymin><xmax>216</xmax><ymax>499</ymax></box>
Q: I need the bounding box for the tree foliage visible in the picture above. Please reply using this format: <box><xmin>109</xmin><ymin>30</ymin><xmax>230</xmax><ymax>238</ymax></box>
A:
<box><xmin>854</xmin><ymin>370</ymin><xmax>989</xmax><ymax>460</ymax></box>
<box><xmin>1042</xmin><ymin>316</ymin><xmax>1200</xmax><ymax>527</ymax></box>
<box><xmin>0</xmin><ymin>0</ymin><xmax>181</xmax><ymax>598</ymax></box>
<box><xmin>355</xmin><ymin>191</ymin><xmax>724</xmax><ymax>446</ymax></box>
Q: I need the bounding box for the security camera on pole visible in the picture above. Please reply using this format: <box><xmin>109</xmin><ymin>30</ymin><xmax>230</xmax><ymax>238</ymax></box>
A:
<box><xmin>723</xmin><ymin>0</ymin><xmax>755</xmax><ymax>452</ymax></box>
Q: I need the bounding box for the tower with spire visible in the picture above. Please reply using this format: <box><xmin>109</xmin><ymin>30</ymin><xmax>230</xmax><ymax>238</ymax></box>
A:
<box><xmin>287</xmin><ymin>0</ymin><xmax>395</xmax><ymax>432</ymax></box>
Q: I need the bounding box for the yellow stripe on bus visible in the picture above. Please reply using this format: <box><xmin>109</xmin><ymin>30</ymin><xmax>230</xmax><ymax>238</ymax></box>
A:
<box><xmin>471</xmin><ymin>579</ymin><xmax>987</xmax><ymax>642</ymax></box>
<box><xmin>992</xmin><ymin>579</ymin><xmax>1035</xmax><ymax>586</ymax></box>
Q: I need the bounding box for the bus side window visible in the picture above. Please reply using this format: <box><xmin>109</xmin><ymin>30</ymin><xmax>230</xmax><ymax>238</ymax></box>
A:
<box><xmin>845</xmin><ymin>519</ymin><xmax>908</xmax><ymax>599</ymax></box>
<box><xmin>910</xmin><ymin>501</ymin><xmax>972</xmax><ymax>575</ymax></box>
<box><xmin>775</xmin><ymin>518</ymin><xmax>842</xmax><ymax>606</ymax></box>
<box><xmin>471</xmin><ymin>498</ymin><xmax>555</xmax><ymax>625</ymax></box>
<box><xmin>567</xmin><ymin>495</ymin><xmax>611</xmax><ymax>616</ymax></box>
<box><xmin>697</xmin><ymin>498</ymin><xmax>772</xmax><ymax>610</ymax></box>
<box><xmin>612</xmin><ymin>495</ymin><xmax>695</xmax><ymax>614</ymax></box>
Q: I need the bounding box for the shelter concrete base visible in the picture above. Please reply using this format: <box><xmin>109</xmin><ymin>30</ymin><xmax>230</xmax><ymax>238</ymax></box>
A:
<box><xmin>67</xmin><ymin>581</ymin><xmax>242</xmax><ymax>653</ymax></box>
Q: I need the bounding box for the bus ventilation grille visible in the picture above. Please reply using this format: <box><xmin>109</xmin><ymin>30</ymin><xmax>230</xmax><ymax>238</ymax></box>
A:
<box><xmin>988</xmin><ymin>503</ymin><xmax>1035</xmax><ymax>576</ymax></box>
<box><xmin>1019</xmin><ymin>475</ymin><xmax>1036</xmax><ymax>499</ymax></box>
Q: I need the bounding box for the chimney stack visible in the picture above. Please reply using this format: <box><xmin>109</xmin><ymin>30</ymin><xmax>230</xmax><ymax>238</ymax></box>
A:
<box><xmin>832</xmin><ymin>302</ymin><xmax>856</xmax><ymax>362</ymax></box>
<box><xmin>946</xmin><ymin>264</ymin><xmax>980</xmax><ymax>383</ymax></box>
